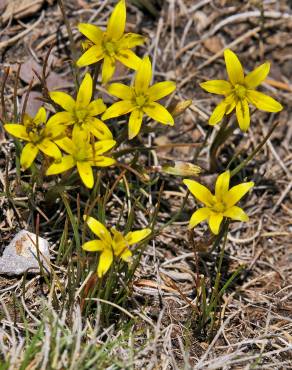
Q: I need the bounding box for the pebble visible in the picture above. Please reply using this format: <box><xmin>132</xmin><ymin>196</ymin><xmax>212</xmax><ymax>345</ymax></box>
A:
<box><xmin>0</xmin><ymin>230</ymin><xmax>51</xmax><ymax>276</ymax></box>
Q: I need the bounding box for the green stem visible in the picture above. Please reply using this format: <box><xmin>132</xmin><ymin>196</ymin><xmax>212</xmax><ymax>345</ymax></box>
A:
<box><xmin>199</xmin><ymin>220</ymin><xmax>229</xmax><ymax>334</ymax></box>
<box><xmin>230</xmin><ymin>121</ymin><xmax>279</xmax><ymax>177</ymax></box>
<box><xmin>114</xmin><ymin>143</ymin><xmax>200</xmax><ymax>159</ymax></box>
<box><xmin>217</xmin><ymin>221</ymin><xmax>229</xmax><ymax>273</ymax></box>
<box><xmin>193</xmin><ymin>126</ymin><xmax>212</xmax><ymax>162</ymax></box>
<box><xmin>0</xmin><ymin>67</ymin><xmax>9</xmax><ymax>122</ymax></box>
<box><xmin>13</xmin><ymin>64</ymin><xmax>21</xmax><ymax>122</ymax></box>
<box><xmin>208</xmin><ymin>221</ymin><xmax>229</xmax><ymax>309</ymax></box>
<box><xmin>92</xmin><ymin>62</ymin><xmax>101</xmax><ymax>98</ymax></box>
<box><xmin>209</xmin><ymin>116</ymin><xmax>233</xmax><ymax>172</ymax></box>
<box><xmin>158</xmin><ymin>190</ymin><xmax>190</xmax><ymax>232</ymax></box>
<box><xmin>57</xmin><ymin>0</ymin><xmax>79</xmax><ymax>88</ymax></box>
<box><xmin>61</xmin><ymin>193</ymin><xmax>81</xmax><ymax>251</ymax></box>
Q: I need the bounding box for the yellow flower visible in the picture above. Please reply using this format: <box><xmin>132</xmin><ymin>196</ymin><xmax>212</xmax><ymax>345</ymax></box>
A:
<box><xmin>46</xmin><ymin>130</ymin><xmax>116</xmax><ymax>188</ymax></box>
<box><xmin>77</xmin><ymin>0</ymin><xmax>144</xmax><ymax>84</ymax></box>
<box><xmin>49</xmin><ymin>73</ymin><xmax>112</xmax><ymax>140</ymax></box>
<box><xmin>102</xmin><ymin>56</ymin><xmax>176</xmax><ymax>139</ymax></box>
<box><xmin>200</xmin><ymin>49</ymin><xmax>283</xmax><ymax>131</ymax></box>
<box><xmin>82</xmin><ymin>215</ymin><xmax>151</xmax><ymax>277</ymax></box>
<box><xmin>4</xmin><ymin>107</ymin><xmax>64</xmax><ymax>170</ymax></box>
<box><xmin>183</xmin><ymin>171</ymin><xmax>254</xmax><ymax>235</ymax></box>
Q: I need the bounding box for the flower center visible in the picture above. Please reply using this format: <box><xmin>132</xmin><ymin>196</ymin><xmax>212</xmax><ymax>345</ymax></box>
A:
<box><xmin>135</xmin><ymin>94</ymin><xmax>148</xmax><ymax>107</ymax></box>
<box><xmin>73</xmin><ymin>147</ymin><xmax>88</xmax><ymax>162</ymax></box>
<box><xmin>104</xmin><ymin>41</ymin><xmax>116</xmax><ymax>56</ymax></box>
<box><xmin>26</xmin><ymin>123</ymin><xmax>45</xmax><ymax>143</ymax></box>
<box><xmin>74</xmin><ymin>108</ymin><xmax>89</xmax><ymax>124</ymax></box>
<box><xmin>233</xmin><ymin>84</ymin><xmax>246</xmax><ymax>99</ymax></box>
<box><xmin>211</xmin><ymin>197</ymin><xmax>227</xmax><ymax>213</ymax></box>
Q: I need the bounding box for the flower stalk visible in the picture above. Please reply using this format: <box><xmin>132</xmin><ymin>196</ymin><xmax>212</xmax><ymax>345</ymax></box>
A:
<box><xmin>57</xmin><ymin>0</ymin><xmax>80</xmax><ymax>88</ymax></box>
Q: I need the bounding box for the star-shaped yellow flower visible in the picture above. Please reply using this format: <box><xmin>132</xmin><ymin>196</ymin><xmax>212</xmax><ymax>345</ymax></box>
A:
<box><xmin>200</xmin><ymin>49</ymin><xmax>283</xmax><ymax>131</ymax></box>
<box><xmin>82</xmin><ymin>215</ymin><xmax>151</xmax><ymax>277</ymax></box>
<box><xmin>46</xmin><ymin>130</ymin><xmax>116</xmax><ymax>188</ymax></box>
<box><xmin>49</xmin><ymin>73</ymin><xmax>112</xmax><ymax>140</ymax></box>
<box><xmin>77</xmin><ymin>0</ymin><xmax>144</xmax><ymax>84</ymax></box>
<box><xmin>102</xmin><ymin>56</ymin><xmax>176</xmax><ymax>139</ymax></box>
<box><xmin>183</xmin><ymin>171</ymin><xmax>254</xmax><ymax>235</ymax></box>
<box><xmin>4</xmin><ymin>107</ymin><xmax>64</xmax><ymax>170</ymax></box>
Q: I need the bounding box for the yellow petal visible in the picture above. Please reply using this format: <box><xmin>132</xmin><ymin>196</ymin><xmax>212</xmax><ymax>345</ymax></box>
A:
<box><xmin>119</xmin><ymin>33</ymin><xmax>145</xmax><ymax>49</ymax></box>
<box><xmin>77</xmin><ymin>161</ymin><xmax>94</xmax><ymax>188</ymax></box>
<box><xmin>244</xmin><ymin>62</ymin><xmax>270</xmax><ymax>89</ymax></box>
<box><xmin>76</xmin><ymin>73</ymin><xmax>92</xmax><ymax>108</ymax></box>
<box><xmin>4</xmin><ymin>124</ymin><xmax>29</xmax><ymax>140</ymax></box>
<box><xmin>94</xmin><ymin>139</ymin><xmax>116</xmax><ymax>154</ymax></box>
<box><xmin>209</xmin><ymin>94</ymin><xmax>236</xmax><ymax>126</ymax></box>
<box><xmin>49</xmin><ymin>92</ymin><xmax>76</xmax><ymax>112</ymax></box>
<box><xmin>44</xmin><ymin>121</ymin><xmax>66</xmax><ymax>140</ymax></box>
<box><xmin>236</xmin><ymin>99</ymin><xmax>250</xmax><ymax>131</ymax></box>
<box><xmin>200</xmin><ymin>80</ymin><xmax>232</xmax><ymax>95</ymax></box>
<box><xmin>55</xmin><ymin>137</ymin><xmax>74</xmax><ymax>154</ymax></box>
<box><xmin>37</xmin><ymin>139</ymin><xmax>62</xmax><ymax>159</ymax></box>
<box><xmin>34</xmin><ymin>107</ymin><xmax>46</xmax><ymax>124</ymax></box>
<box><xmin>23</xmin><ymin>114</ymin><xmax>32</xmax><ymax>127</ymax></box>
<box><xmin>102</xmin><ymin>100</ymin><xmax>135</xmax><ymax>120</ymax></box>
<box><xmin>208</xmin><ymin>213</ymin><xmax>223</xmax><ymax>235</ymax></box>
<box><xmin>91</xmin><ymin>156</ymin><xmax>116</xmax><ymax>167</ymax></box>
<box><xmin>97</xmin><ymin>249</ymin><xmax>113</xmax><ymax>277</ymax></box>
<box><xmin>107</xmin><ymin>83</ymin><xmax>134</xmax><ymax>100</ymax></box>
<box><xmin>116</xmin><ymin>245</ymin><xmax>129</xmax><ymax>260</ymax></box>
<box><xmin>147</xmin><ymin>81</ymin><xmax>176</xmax><ymax>101</ymax></box>
<box><xmin>224</xmin><ymin>182</ymin><xmax>254</xmax><ymax>208</ymax></box>
<box><xmin>125</xmin><ymin>229</ymin><xmax>151</xmax><ymax>246</ymax></box>
<box><xmin>209</xmin><ymin>100</ymin><xmax>227</xmax><ymax>126</ymax></box>
<box><xmin>106</xmin><ymin>0</ymin><xmax>126</xmax><ymax>41</ymax></box>
<box><xmin>88</xmin><ymin>118</ymin><xmax>113</xmax><ymax>140</ymax></box>
<box><xmin>188</xmin><ymin>207</ymin><xmax>211</xmax><ymax>229</ymax></box>
<box><xmin>82</xmin><ymin>40</ymin><xmax>94</xmax><ymax>51</ymax></box>
<box><xmin>82</xmin><ymin>240</ymin><xmax>104</xmax><ymax>252</ymax></box>
<box><xmin>52</xmin><ymin>126</ymin><xmax>66</xmax><ymax>140</ymax></box>
<box><xmin>47</xmin><ymin>112</ymin><xmax>74</xmax><ymax>126</ymax></box>
<box><xmin>225</xmin><ymin>97</ymin><xmax>236</xmax><ymax>114</ymax></box>
<box><xmin>224</xmin><ymin>49</ymin><xmax>244</xmax><ymax>85</ymax></box>
<box><xmin>246</xmin><ymin>90</ymin><xmax>283</xmax><ymax>112</ymax></box>
<box><xmin>128</xmin><ymin>109</ymin><xmax>143</xmax><ymax>139</ymax></box>
<box><xmin>111</xmin><ymin>228</ymin><xmax>125</xmax><ymax>249</ymax></box>
<box><xmin>215</xmin><ymin>171</ymin><xmax>230</xmax><ymax>200</ymax></box>
<box><xmin>120</xmin><ymin>249</ymin><xmax>132</xmax><ymax>262</ymax></box>
<box><xmin>183</xmin><ymin>179</ymin><xmax>214</xmax><ymax>207</ymax></box>
<box><xmin>223</xmin><ymin>206</ymin><xmax>249</xmax><ymax>222</ymax></box>
<box><xmin>116</xmin><ymin>49</ymin><xmax>142</xmax><ymax>70</ymax></box>
<box><xmin>101</xmin><ymin>55</ymin><xmax>116</xmax><ymax>84</ymax></box>
<box><xmin>143</xmin><ymin>102</ymin><xmax>174</xmax><ymax>125</ymax></box>
<box><xmin>72</xmin><ymin>125</ymin><xmax>90</xmax><ymax>142</ymax></box>
<box><xmin>78</xmin><ymin>23</ymin><xmax>103</xmax><ymax>45</ymax></box>
<box><xmin>46</xmin><ymin>155</ymin><xmax>75</xmax><ymax>175</ymax></box>
<box><xmin>112</xmin><ymin>229</ymin><xmax>124</xmax><ymax>246</ymax></box>
<box><xmin>134</xmin><ymin>56</ymin><xmax>152</xmax><ymax>94</ymax></box>
<box><xmin>74</xmin><ymin>128</ymin><xmax>86</xmax><ymax>143</ymax></box>
<box><xmin>20</xmin><ymin>143</ymin><xmax>38</xmax><ymax>170</ymax></box>
<box><xmin>72</xmin><ymin>125</ymin><xmax>89</xmax><ymax>144</ymax></box>
<box><xmin>76</xmin><ymin>45</ymin><xmax>104</xmax><ymax>67</ymax></box>
<box><xmin>87</xmin><ymin>99</ymin><xmax>107</xmax><ymax>116</ymax></box>
<box><xmin>83</xmin><ymin>215</ymin><xmax>111</xmax><ymax>243</ymax></box>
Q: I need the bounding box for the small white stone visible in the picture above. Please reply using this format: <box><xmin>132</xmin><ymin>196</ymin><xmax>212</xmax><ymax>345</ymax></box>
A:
<box><xmin>0</xmin><ymin>230</ymin><xmax>51</xmax><ymax>276</ymax></box>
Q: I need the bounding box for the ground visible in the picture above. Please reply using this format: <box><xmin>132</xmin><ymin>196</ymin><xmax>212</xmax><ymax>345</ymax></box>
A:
<box><xmin>0</xmin><ymin>0</ymin><xmax>291</xmax><ymax>369</ymax></box>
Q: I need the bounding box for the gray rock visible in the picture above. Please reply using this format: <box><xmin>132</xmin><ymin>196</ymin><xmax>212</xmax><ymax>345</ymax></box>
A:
<box><xmin>0</xmin><ymin>230</ymin><xmax>51</xmax><ymax>276</ymax></box>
